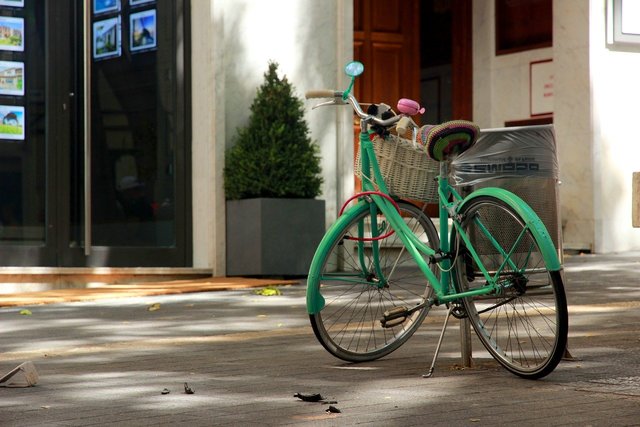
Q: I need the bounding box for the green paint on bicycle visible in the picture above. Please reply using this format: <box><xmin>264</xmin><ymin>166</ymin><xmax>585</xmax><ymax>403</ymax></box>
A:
<box><xmin>306</xmin><ymin>201</ymin><xmax>369</xmax><ymax>314</ymax></box>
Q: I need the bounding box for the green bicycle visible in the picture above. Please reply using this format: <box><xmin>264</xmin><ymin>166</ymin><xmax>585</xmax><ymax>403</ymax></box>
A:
<box><xmin>304</xmin><ymin>62</ymin><xmax>568</xmax><ymax>379</ymax></box>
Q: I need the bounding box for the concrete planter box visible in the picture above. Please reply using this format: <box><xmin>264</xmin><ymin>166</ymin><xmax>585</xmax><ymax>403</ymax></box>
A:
<box><xmin>226</xmin><ymin>198</ymin><xmax>325</xmax><ymax>276</ymax></box>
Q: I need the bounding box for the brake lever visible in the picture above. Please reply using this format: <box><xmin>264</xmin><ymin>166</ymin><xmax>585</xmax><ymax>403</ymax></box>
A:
<box><xmin>312</xmin><ymin>99</ymin><xmax>347</xmax><ymax>110</ymax></box>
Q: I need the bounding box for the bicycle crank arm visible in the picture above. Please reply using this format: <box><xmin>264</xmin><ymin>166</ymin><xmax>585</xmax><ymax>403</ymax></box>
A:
<box><xmin>380</xmin><ymin>301</ymin><xmax>429</xmax><ymax>328</ymax></box>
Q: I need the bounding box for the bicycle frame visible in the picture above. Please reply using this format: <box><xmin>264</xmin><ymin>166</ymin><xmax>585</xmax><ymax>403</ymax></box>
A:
<box><xmin>305</xmin><ymin>65</ymin><xmax>567</xmax><ymax>379</ymax></box>
<box><xmin>306</xmin><ymin>119</ymin><xmax>562</xmax><ymax>314</ymax></box>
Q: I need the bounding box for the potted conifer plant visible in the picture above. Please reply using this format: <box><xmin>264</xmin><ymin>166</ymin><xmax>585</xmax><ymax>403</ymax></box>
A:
<box><xmin>224</xmin><ymin>62</ymin><xmax>325</xmax><ymax>276</ymax></box>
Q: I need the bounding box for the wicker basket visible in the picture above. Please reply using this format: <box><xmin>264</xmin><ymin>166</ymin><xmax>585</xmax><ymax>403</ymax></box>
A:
<box><xmin>355</xmin><ymin>134</ymin><xmax>439</xmax><ymax>203</ymax></box>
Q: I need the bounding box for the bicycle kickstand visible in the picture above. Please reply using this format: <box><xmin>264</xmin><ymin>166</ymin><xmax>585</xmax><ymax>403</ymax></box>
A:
<box><xmin>422</xmin><ymin>305</ymin><xmax>453</xmax><ymax>378</ymax></box>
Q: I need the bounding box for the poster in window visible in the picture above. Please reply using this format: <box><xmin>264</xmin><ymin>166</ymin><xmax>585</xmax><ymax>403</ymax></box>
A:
<box><xmin>0</xmin><ymin>60</ymin><xmax>24</xmax><ymax>96</ymax></box>
<box><xmin>130</xmin><ymin>0</ymin><xmax>154</xmax><ymax>6</ymax></box>
<box><xmin>94</xmin><ymin>0</ymin><xmax>120</xmax><ymax>15</ymax></box>
<box><xmin>130</xmin><ymin>9</ymin><xmax>156</xmax><ymax>53</ymax></box>
<box><xmin>93</xmin><ymin>16</ymin><xmax>121</xmax><ymax>60</ymax></box>
<box><xmin>0</xmin><ymin>105</ymin><xmax>24</xmax><ymax>140</ymax></box>
<box><xmin>0</xmin><ymin>0</ymin><xmax>24</xmax><ymax>7</ymax></box>
<box><xmin>0</xmin><ymin>16</ymin><xmax>24</xmax><ymax>52</ymax></box>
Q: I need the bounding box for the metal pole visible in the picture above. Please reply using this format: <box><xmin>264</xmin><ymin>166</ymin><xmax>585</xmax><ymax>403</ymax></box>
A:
<box><xmin>83</xmin><ymin>0</ymin><xmax>92</xmax><ymax>255</ymax></box>
<box><xmin>460</xmin><ymin>317</ymin><xmax>472</xmax><ymax>367</ymax></box>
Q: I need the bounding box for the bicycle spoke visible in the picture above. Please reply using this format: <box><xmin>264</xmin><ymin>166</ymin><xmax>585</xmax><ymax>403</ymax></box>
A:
<box><xmin>309</xmin><ymin>202</ymin><xmax>439</xmax><ymax>362</ymax></box>
<box><xmin>454</xmin><ymin>196</ymin><xmax>567</xmax><ymax>379</ymax></box>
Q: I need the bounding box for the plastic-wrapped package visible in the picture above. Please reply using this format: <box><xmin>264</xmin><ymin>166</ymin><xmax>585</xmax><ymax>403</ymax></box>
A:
<box><xmin>451</xmin><ymin>125</ymin><xmax>562</xmax><ymax>253</ymax></box>
<box><xmin>451</xmin><ymin>125</ymin><xmax>558</xmax><ymax>187</ymax></box>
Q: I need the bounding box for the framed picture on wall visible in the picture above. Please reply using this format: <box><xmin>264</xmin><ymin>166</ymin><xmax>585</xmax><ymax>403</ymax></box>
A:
<box><xmin>93</xmin><ymin>16</ymin><xmax>121</xmax><ymax>60</ymax></box>
<box><xmin>0</xmin><ymin>60</ymin><xmax>24</xmax><ymax>96</ymax></box>
<box><xmin>530</xmin><ymin>59</ymin><xmax>553</xmax><ymax>117</ymax></box>
<box><xmin>0</xmin><ymin>16</ymin><xmax>24</xmax><ymax>52</ymax></box>
<box><xmin>94</xmin><ymin>0</ymin><xmax>120</xmax><ymax>15</ymax></box>
<box><xmin>130</xmin><ymin>9</ymin><xmax>157</xmax><ymax>53</ymax></box>
<box><xmin>0</xmin><ymin>105</ymin><xmax>25</xmax><ymax>140</ymax></box>
<box><xmin>0</xmin><ymin>0</ymin><xmax>24</xmax><ymax>7</ymax></box>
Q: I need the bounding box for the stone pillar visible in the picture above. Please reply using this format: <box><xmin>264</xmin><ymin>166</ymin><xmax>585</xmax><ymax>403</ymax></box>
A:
<box><xmin>633</xmin><ymin>173</ymin><xmax>640</xmax><ymax>228</ymax></box>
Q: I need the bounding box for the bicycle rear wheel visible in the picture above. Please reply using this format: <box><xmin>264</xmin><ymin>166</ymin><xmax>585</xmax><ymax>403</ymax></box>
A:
<box><xmin>453</xmin><ymin>196</ymin><xmax>568</xmax><ymax>379</ymax></box>
<box><xmin>309</xmin><ymin>201</ymin><xmax>439</xmax><ymax>362</ymax></box>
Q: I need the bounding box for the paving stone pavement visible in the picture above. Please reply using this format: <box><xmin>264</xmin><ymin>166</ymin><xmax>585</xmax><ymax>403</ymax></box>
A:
<box><xmin>1</xmin><ymin>252</ymin><xmax>639</xmax><ymax>426</ymax></box>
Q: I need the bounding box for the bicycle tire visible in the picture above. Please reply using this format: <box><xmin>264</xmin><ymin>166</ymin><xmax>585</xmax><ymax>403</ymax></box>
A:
<box><xmin>452</xmin><ymin>196</ymin><xmax>568</xmax><ymax>379</ymax></box>
<box><xmin>308</xmin><ymin>201</ymin><xmax>439</xmax><ymax>362</ymax></box>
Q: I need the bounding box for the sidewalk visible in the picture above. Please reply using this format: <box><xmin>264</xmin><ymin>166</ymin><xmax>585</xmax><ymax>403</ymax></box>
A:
<box><xmin>1</xmin><ymin>252</ymin><xmax>639</xmax><ymax>426</ymax></box>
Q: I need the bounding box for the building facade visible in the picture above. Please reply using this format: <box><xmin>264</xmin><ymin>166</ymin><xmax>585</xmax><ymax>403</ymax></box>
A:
<box><xmin>1</xmin><ymin>0</ymin><xmax>638</xmax><ymax>276</ymax></box>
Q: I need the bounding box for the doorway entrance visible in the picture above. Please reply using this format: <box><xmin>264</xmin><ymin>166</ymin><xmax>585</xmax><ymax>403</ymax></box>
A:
<box><xmin>353</xmin><ymin>0</ymin><xmax>472</xmax><ymax>121</ymax></box>
<box><xmin>0</xmin><ymin>1</ymin><xmax>189</xmax><ymax>267</ymax></box>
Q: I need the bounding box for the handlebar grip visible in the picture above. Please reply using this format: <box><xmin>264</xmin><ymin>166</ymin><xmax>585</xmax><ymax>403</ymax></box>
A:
<box><xmin>305</xmin><ymin>89</ymin><xmax>339</xmax><ymax>99</ymax></box>
<box><xmin>396</xmin><ymin>116</ymin><xmax>413</xmax><ymax>136</ymax></box>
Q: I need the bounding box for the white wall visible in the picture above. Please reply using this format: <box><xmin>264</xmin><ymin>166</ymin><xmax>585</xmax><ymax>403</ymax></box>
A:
<box><xmin>191</xmin><ymin>1</ymin><xmax>225</xmax><ymax>273</ymax></box>
<box><xmin>474</xmin><ymin>0</ymin><xmax>640</xmax><ymax>253</ymax></box>
<box><xmin>473</xmin><ymin>1</ymin><xmax>593</xmax><ymax>251</ymax></box>
<box><xmin>554</xmin><ymin>0</ymin><xmax>594</xmax><ymax>251</ymax></box>
<box><xmin>473</xmin><ymin>2</ymin><xmax>554</xmax><ymax>128</ymax></box>
<box><xmin>589</xmin><ymin>0</ymin><xmax>640</xmax><ymax>252</ymax></box>
<box><xmin>191</xmin><ymin>0</ymin><xmax>353</xmax><ymax>272</ymax></box>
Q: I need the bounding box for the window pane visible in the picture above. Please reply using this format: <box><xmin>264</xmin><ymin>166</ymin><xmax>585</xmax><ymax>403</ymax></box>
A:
<box><xmin>90</xmin><ymin>3</ymin><xmax>176</xmax><ymax>247</ymax></box>
<box><xmin>0</xmin><ymin>2</ymin><xmax>46</xmax><ymax>245</ymax></box>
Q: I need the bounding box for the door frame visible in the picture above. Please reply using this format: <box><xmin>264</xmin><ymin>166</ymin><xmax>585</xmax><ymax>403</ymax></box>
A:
<box><xmin>58</xmin><ymin>0</ymin><xmax>191</xmax><ymax>267</ymax></box>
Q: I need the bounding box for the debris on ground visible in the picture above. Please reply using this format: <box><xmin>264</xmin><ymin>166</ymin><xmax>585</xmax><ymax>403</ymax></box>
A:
<box><xmin>161</xmin><ymin>388</ymin><xmax>170</xmax><ymax>395</ymax></box>
<box><xmin>295</xmin><ymin>392</ymin><xmax>341</xmax><ymax>413</ymax></box>
<box><xmin>0</xmin><ymin>361</ymin><xmax>39</xmax><ymax>387</ymax></box>
<box><xmin>184</xmin><ymin>382</ymin><xmax>195</xmax><ymax>394</ymax></box>
<box><xmin>19</xmin><ymin>309</ymin><xmax>32</xmax><ymax>316</ymax></box>
<box><xmin>252</xmin><ymin>287</ymin><xmax>282</xmax><ymax>296</ymax></box>
<box><xmin>147</xmin><ymin>303</ymin><xmax>161</xmax><ymax>312</ymax></box>
<box><xmin>294</xmin><ymin>392</ymin><xmax>324</xmax><ymax>402</ymax></box>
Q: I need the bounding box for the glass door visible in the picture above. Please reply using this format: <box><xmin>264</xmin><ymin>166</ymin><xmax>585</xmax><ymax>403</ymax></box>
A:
<box><xmin>0</xmin><ymin>1</ymin><xmax>49</xmax><ymax>265</ymax></box>
<box><xmin>0</xmin><ymin>1</ymin><xmax>189</xmax><ymax>267</ymax></box>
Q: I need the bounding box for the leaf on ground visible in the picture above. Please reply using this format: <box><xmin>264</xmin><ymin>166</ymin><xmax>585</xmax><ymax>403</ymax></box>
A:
<box><xmin>147</xmin><ymin>303</ymin><xmax>161</xmax><ymax>312</ymax></box>
<box><xmin>253</xmin><ymin>287</ymin><xmax>282</xmax><ymax>296</ymax></box>
<box><xmin>294</xmin><ymin>392</ymin><xmax>324</xmax><ymax>402</ymax></box>
<box><xmin>19</xmin><ymin>309</ymin><xmax>32</xmax><ymax>316</ymax></box>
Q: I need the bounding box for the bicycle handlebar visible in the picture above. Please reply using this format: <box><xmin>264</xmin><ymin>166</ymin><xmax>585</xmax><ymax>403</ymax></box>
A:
<box><xmin>305</xmin><ymin>89</ymin><xmax>340</xmax><ymax>99</ymax></box>
<box><xmin>305</xmin><ymin>90</ymin><xmax>404</xmax><ymax>128</ymax></box>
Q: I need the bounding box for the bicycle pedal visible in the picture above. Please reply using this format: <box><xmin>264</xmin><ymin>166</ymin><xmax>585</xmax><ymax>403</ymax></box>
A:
<box><xmin>381</xmin><ymin>306</ymin><xmax>408</xmax><ymax>328</ymax></box>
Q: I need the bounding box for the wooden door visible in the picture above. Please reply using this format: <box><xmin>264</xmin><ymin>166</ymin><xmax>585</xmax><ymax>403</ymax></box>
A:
<box><xmin>353</xmin><ymin>0</ymin><xmax>420</xmax><ymax>195</ymax></box>
<box><xmin>353</xmin><ymin>0</ymin><xmax>420</xmax><ymax>108</ymax></box>
<box><xmin>352</xmin><ymin>0</ymin><xmax>472</xmax><ymax>204</ymax></box>
<box><xmin>354</xmin><ymin>0</ymin><xmax>472</xmax><ymax>120</ymax></box>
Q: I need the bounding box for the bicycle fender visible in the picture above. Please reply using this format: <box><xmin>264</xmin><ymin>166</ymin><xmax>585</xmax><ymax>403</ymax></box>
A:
<box><xmin>306</xmin><ymin>201</ymin><xmax>369</xmax><ymax>314</ymax></box>
<box><xmin>457</xmin><ymin>187</ymin><xmax>562</xmax><ymax>271</ymax></box>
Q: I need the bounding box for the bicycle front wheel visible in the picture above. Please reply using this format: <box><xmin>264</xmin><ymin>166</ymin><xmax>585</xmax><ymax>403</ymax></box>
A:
<box><xmin>453</xmin><ymin>196</ymin><xmax>568</xmax><ymax>379</ymax></box>
<box><xmin>309</xmin><ymin>201</ymin><xmax>439</xmax><ymax>362</ymax></box>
